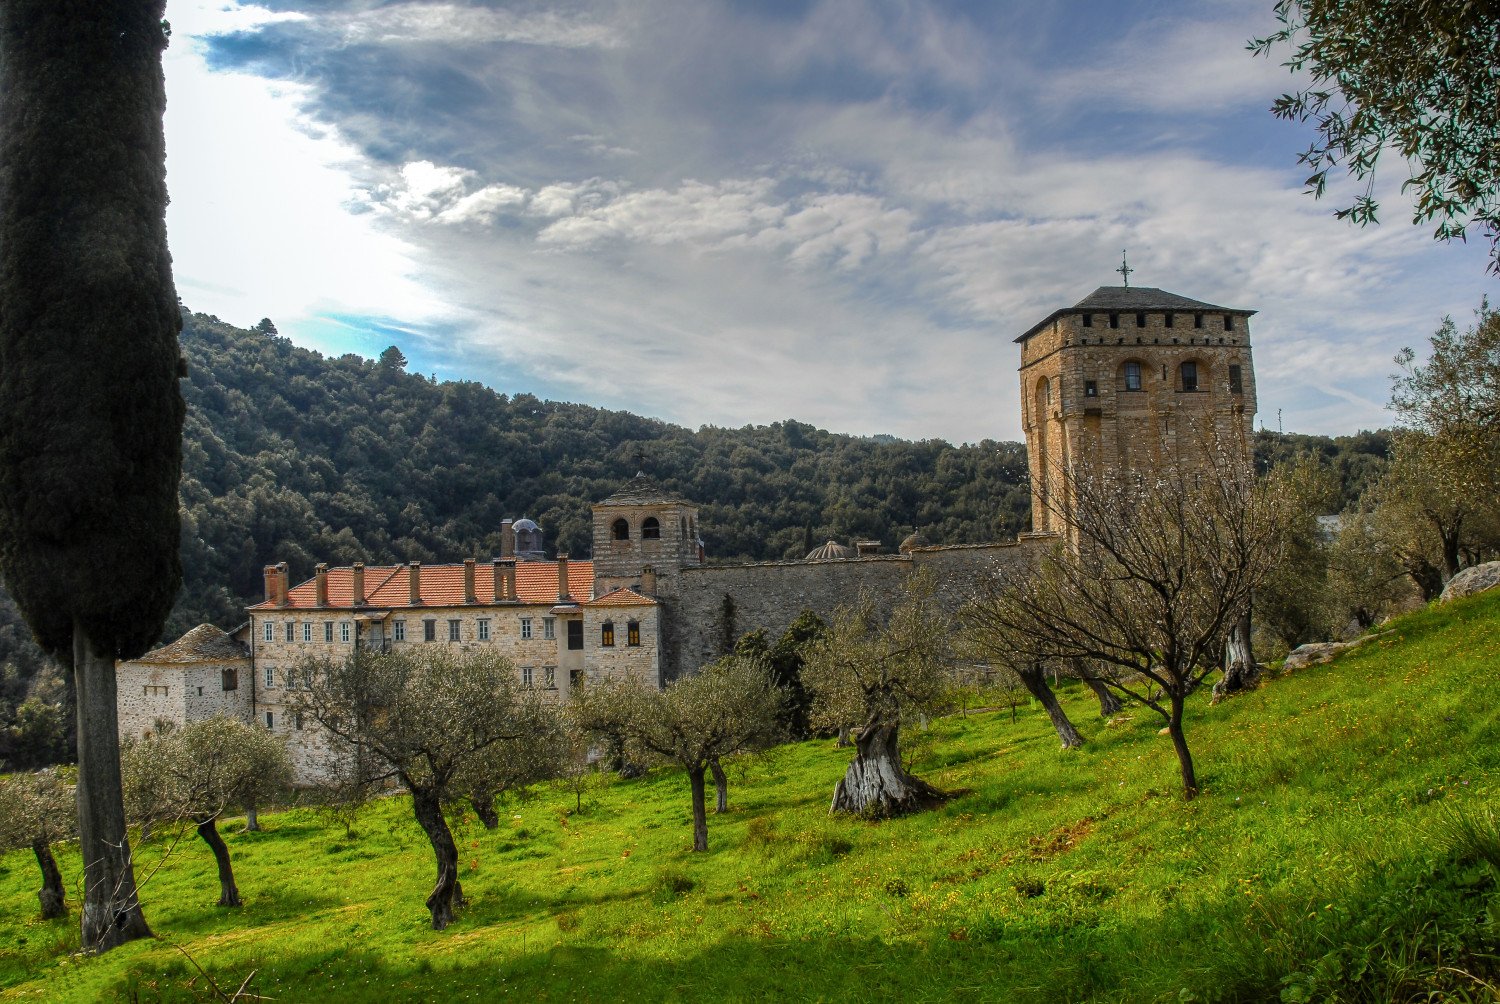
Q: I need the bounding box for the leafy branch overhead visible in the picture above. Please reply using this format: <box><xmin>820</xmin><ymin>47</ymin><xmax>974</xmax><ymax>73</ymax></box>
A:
<box><xmin>1252</xmin><ymin>0</ymin><xmax>1500</xmax><ymax>270</ymax></box>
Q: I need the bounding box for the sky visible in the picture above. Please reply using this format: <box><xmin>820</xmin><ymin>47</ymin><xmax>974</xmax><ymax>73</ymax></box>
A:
<box><xmin>162</xmin><ymin>0</ymin><xmax>1498</xmax><ymax>444</ymax></box>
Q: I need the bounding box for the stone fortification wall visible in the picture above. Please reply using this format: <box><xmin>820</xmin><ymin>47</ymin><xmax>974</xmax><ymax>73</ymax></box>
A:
<box><xmin>660</xmin><ymin>538</ymin><xmax>1048</xmax><ymax>679</ymax></box>
<box><xmin>116</xmin><ymin>659</ymin><xmax>253</xmax><ymax>742</ymax></box>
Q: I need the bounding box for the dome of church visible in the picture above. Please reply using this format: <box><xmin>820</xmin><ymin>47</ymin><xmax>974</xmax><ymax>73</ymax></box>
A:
<box><xmin>512</xmin><ymin>518</ymin><xmax>540</xmax><ymax>531</ymax></box>
<box><xmin>899</xmin><ymin>531</ymin><xmax>931</xmax><ymax>554</ymax></box>
<box><xmin>806</xmin><ymin>540</ymin><xmax>855</xmax><ymax>560</ymax></box>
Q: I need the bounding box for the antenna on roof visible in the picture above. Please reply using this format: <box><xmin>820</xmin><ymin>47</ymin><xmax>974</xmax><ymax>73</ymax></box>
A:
<box><xmin>1116</xmin><ymin>250</ymin><xmax>1134</xmax><ymax>288</ymax></box>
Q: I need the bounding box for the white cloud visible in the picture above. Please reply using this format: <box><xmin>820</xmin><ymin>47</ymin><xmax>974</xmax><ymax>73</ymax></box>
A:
<box><xmin>329</xmin><ymin>3</ymin><xmax>622</xmax><ymax>49</ymax></box>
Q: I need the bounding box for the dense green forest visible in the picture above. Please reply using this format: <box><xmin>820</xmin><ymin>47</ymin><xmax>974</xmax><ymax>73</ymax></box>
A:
<box><xmin>0</xmin><ymin>310</ymin><xmax>1392</xmax><ymax>767</ymax></box>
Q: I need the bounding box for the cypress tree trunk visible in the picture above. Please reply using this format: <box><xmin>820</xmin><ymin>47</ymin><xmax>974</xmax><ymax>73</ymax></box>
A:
<box><xmin>708</xmin><ymin>757</ymin><xmax>728</xmax><ymax>814</ymax></box>
<box><xmin>829</xmin><ymin>712</ymin><xmax>939</xmax><ymax>818</ymax></box>
<box><xmin>688</xmin><ymin>766</ymin><xmax>709</xmax><ymax>851</ymax></box>
<box><xmin>74</xmin><ymin>630</ymin><xmax>151</xmax><ymax>950</ymax></box>
<box><xmin>410</xmin><ymin>788</ymin><xmax>463</xmax><ymax>929</ymax></box>
<box><xmin>469</xmin><ymin>794</ymin><xmax>500</xmax><ymax>830</ymax></box>
<box><xmin>32</xmin><ymin>840</ymin><xmax>65</xmax><ymax>920</ymax></box>
<box><xmin>196</xmin><ymin>818</ymin><xmax>240</xmax><ymax>907</ymax></box>
<box><xmin>1213</xmin><ymin>610</ymin><xmax>1260</xmax><ymax>702</ymax></box>
<box><xmin>1015</xmin><ymin>664</ymin><xmax>1084</xmax><ymax>749</ymax></box>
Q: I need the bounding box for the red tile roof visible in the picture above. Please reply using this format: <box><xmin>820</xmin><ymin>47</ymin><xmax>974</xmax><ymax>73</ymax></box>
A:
<box><xmin>583</xmin><ymin>587</ymin><xmax>657</xmax><ymax>608</ymax></box>
<box><xmin>247</xmin><ymin>560</ymin><xmax>595</xmax><ymax>611</ymax></box>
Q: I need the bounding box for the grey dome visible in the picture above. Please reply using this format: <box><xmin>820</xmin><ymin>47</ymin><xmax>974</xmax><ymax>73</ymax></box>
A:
<box><xmin>806</xmin><ymin>540</ymin><xmax>855</xmax><ymax>560</ymax></box>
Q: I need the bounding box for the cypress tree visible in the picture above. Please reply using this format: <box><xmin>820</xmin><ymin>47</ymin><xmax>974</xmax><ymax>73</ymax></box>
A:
<box><xmin>0</xmin><ymin>2</ymin><xmax>183</xmax><ymax>951</ymax></box>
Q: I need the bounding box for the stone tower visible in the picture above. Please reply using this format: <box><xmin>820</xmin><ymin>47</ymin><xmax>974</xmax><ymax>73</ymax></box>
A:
<box><xmin>590</xmin><ymin>472</ymin><xmax>703</xmax><ymax>596</ymax></box>
<box><xmin>1016</xmin><ymin>286</ymin><xmax>1258</xmax><ymax>534</ymax></box>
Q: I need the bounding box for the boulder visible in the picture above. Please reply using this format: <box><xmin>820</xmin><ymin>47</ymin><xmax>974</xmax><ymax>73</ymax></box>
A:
<box><xmin>1282</xmin><ymin>641</ymin><xmax>1354</xmax><ymax>672</ymax></box>
<box><xmin>1439</xmin><ymin>561</ymin><xmax>1500</xmax><ymax>603</ymax></box>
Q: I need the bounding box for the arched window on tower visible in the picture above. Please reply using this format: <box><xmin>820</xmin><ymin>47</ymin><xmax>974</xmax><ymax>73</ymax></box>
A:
<box><xmin>612</xmin><ymin>518</ymin><xmax>630</xmax><ymax>540</ymax></box>
<box><xmin>642</xmin><ymin>517</ymin><xmax>661</xmax><ymax>539</ymax></box>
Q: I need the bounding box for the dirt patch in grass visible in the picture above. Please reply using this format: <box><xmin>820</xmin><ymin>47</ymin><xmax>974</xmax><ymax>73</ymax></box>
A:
<box><xmin>1026</xmin><ymin>817</ymin><xmax>1096</xmax><ymax>861</ymax></box>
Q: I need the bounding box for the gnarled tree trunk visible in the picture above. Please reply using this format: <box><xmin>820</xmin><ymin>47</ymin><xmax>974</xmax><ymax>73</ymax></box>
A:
<box><xmin>836</xmin><ymin>724</ymin><xmax>852</xmax><ymax>748</ymax></box>
<box><xmin>688</xmin><ymin>766</ymin><xmax>709</xmax><ymax>851</ymax></box>
<box><xmin>410</xmin><ymin>787</ymin><xmax>464</xmax><ymax>929</ymax></box>
<box><xmin>1076</xmin><ymin>659</ymin><xmax>1124</xmax><ymax>716</ymax></box>
<box><xmin>74</xmin><ymin>629</ymin><xmax>151</xmax><ymax>951</ymax></box>
<box><xmin>830</xmin><ymin>707</ymin><xmax>939</xmax><ymax>819</ymax></box>
<box><xmin>469</xmin><ymin>794</ymin><xmax>499</xmax><ymax>830</ymax></box>
<box><xmin>244</xmin><ymin>805</ymin><xmax>260</xmax><ymax>832</ymax></box>
<box><xmin>196</xmin><ymin>818</ymin><xmax>240</xmax><ymax>907</ymax></box>
<box><xmin>1015</xmin><ymin>663</ymin><xmax>1084</xmax><ymax>749</ymax></box>
<box><xmin>708</xmin><ymin>757</ymin><xmax>728</xmax><ymax>814</ymax></box>
<box><xmin>1213</xmin><ymin>609</ymin><xmax>1260</xmax><ymax>702</ymax></box>
<box><xmin>32</xmin><ymin>840</ymin><xmax>65</xmax><ymax>919</ymax></box>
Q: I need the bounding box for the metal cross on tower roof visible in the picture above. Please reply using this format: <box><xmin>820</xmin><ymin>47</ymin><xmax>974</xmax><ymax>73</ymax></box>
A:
<box><xmin>1116</xmin><ymin>250</ymin><xmax>1134</xmax><ymax>287</ymax></box>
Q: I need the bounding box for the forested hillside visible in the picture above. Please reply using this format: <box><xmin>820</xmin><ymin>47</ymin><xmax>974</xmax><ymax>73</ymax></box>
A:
<box><xmin>0</xmin><ymin>311</ymin><xmax>1393</xmax><ymax>767</ymax></box>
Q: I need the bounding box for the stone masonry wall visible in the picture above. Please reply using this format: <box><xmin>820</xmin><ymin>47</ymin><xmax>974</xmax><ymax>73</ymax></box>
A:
<box><xmin>116</xmin><ymin>659</ymin><xmax>253</xmax><ymax>742</ymax></box>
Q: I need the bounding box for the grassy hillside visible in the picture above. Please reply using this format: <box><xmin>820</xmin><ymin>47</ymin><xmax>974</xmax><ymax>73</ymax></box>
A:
<box><xmin>2</xmin><ymin>592</ymin><xmax>1498</xmax><ymax>1002</ymax></box>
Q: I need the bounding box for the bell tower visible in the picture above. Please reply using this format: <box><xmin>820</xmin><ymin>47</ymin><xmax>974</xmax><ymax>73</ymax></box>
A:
<box><xmin>591</xmin><ymin>472</ymin><xmax>703</xmax><ymax>596</ymax></box>
<box><xmin>1016</xmin><ymin>286</ymin><xmax>1258</xmax><ymax>534</ymax></box>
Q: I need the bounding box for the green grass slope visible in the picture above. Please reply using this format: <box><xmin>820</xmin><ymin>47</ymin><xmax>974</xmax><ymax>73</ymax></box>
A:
<box><xmin>3</xmin><ymin>592</ymin><xmax>1498</xmax><ymax>1002</ymax></box>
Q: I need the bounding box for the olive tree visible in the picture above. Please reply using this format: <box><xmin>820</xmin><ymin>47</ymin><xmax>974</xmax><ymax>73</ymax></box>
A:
<box><xmin>803</xmin><ymin>572</ymin><xmax>954</xmax><ymax>818</ymax></box>
<box><xmin>968</xmin><ymin>454</ymin><xmax>1280</xmax><ymax>800</ymax></box>
<box><xmin>121</xmin><ymin>717</ymin><xmax>292</xmax><ymax>907</ymax></box>
<box><xmin>1252</xmin><ymin>1</ymin><xmax>1500</xmax><ymax>269</ymax></box>
<box><xmin>0</xmin><ymin>768</ymin><xmax>74</xmax><ymax>918</ymax></box>
<box><xmin>572</xmin><ymin>657</ymin><xmax>783</xmax><ymax>851</ymax></box>
<box><xmin>0</xmin><ymin>4</ymin><xmax>183</xmax><ymax>951</ymax></box>
<box><xmin>292</xmin><ymin>648</ymin><xmax>558</xmax><ymax>929</ymax></box>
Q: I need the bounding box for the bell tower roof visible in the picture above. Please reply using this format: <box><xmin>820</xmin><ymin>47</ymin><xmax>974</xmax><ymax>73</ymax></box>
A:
<box><xmin>595</xmin><ymin>471</ymin><xmax>695</xmax><ymax>508</ymax></box>
<box><xmin>1016</xmin><ymin>286</ymin><xmax>1256</xmax><ymax>344</ymax></box>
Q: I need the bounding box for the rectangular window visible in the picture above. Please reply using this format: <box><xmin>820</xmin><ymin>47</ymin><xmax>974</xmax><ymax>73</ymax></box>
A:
<box><xmin>264</xmin><ymin>667</ymin><xmax>274</xmax><ymax>688</ymax></box>
<box><xmin>601</xmin><ymin>622</ymin><xmax>615</xmax><ymax>647</ymax></box>
<box><xmin>1135</xmin><ymin>312</ymin><xmax>1145</xmax><ymax>327</ymax></box>
<box><xmin>222</xmin><ymin>668</ymin><xmax>238</xmax><ymax>692</ymax></box>
<box><xmin>477</xmin><ymin>619</ymin><xmax>491</xmax><ymax>641</ymax></box>
<box><xmin>341</xmin><ymin>622</ymin><xmax>351</xmax><ymax>643</ymax></box>
<box><xmin>285</xmin><ymin>622</ymin><xmax>294</xmax><ymax>643</ymax></box>
<box><xmin>1081</xmin><ymin>313</ymin><xmax>1092</xmax><ymax>327</ymax></box>
<box><xmin>567</xmin><ymin>620</ymin><xmax>583</xmax><ymax>651</ymax></box>
<box><xmin>1084</xmin><ymin>380</ymin><xmax>1098</xmax><ymax>398</ymax></box>
<box><xmin>1108</xmin><ymin>313</ymin><xmax>1119</xmax><ymax>329</ymax></box>
<box><xmin>1229</xmin><ymin>364</ymin><xmax>1243</xmax><ymax>394</ymax></box>
<box><xmin>1181</xmin><ymin>361</ymin><xmax>1199</xmax><ymax>392</ymax></box>
<box><xmin>1193</xmin><ymin>313</ymin><xmax>1204</xmax><ymax>329</ymax></box>
<box><xmin>286</xmin><ymin>668</ymin><xmax>298</xmax><ymax>690</ymax></box>
<box><xmin>448</xmin><ymin>619</ymin><xmax>461</xmax><ymax>642</ymax></box>
<box><xmin>393</xmin><ymin>620</ymin><xmax>406</xmax><ymax>642</ymax></box>
<box><xmin>627</xmin><ymin>621</ymin><xmax>641</xmax><ymax>647</ymax></box>
<box><xmin>544</xmin><ymin>667</ymin><xmax>556</xmax><ymax>689</ymax></box>
<box><xmin>569</xmin><ymin>668</ymin><xmax>581</xmax><ymax>690</ymax></box>
<box><xmin>521</xmin><ymin>666</ymin><xmax>533</xmax><ymax>688</ymax></box>
<box><xmin>1124</xmin><ymin>362</ymin><xmax>1142</xmax><ymax>391</ymax></box>
<box><xmin>521</xmin><ymin>618</ymin><xmax>533</xmax><ymax>640</ymax></box>
<box><xmin>265</xmin><ymin>711</ymin><xmax>274</xmax><ymax>730</ymax></box>
<box><xmin>1224</xmin><ymin>314</ymin><xmax>1235</xmax><ymax>331</ymax></box>
<box><xmin>543</xmin><ymin>618</ymin><xmax>555</xmax><ymax>640</ymax></box>
<box><xmin>324</xmin><ymin>621</ymin><xmax>334</xmax><ymax>643</ymax></box>
<box><xmin>263</xmin><ymin>622</ymin><xmax>274</xmax><ymax>642</ymax></box>
<box><xmin>1164</xmin><ymin>313</ymin><xmax>1174</xmax><ymax>328</ymax></box>
<box><xmin>302</xmin><ymin>622</ymin><xmax>312</xmax><ymax>642</ymax></box>
<box><xmin>424</xmin><ymin>620</ymin><xmax>436</xmax><ymax>642</ymax></box>
<box><xmin>197</xmin><ymin>686</ymin><xmax>204</xmax><ymax>697</ymax></box>
<box><xmin>294</xmin><ymin>711</ymin><xmax>304</xmax><ymax>730</ymax></box>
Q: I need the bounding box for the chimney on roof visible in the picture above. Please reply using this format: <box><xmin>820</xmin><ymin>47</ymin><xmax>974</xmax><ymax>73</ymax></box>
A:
<box><xmin>557</xmin><ymin>554</ymin><xmax>572</xmax><ymax>603</ymax></box>
<box><xmin>499</xmin><ymin>519</ymin><xmax>514</xmax><ymax>559</ymax></box>
<box><xmin>314</xmin><ymin>563</ymin><xmax>329</xmax><ymax>607</ymax></box>
<box><xmin>497</xmin><ymin>559</ymin><xmax>517</xmax><ymax>602</ymax></box>
<box><xmin>263</xmin><ymin>565</ymin><xmax>279</xmax><ymax>605</ymax></box>
<box><xmin>351</xmin><ymin>562</ymin><xmax>365</xmax><ymax>607</ymax></box>
<box><xmin>463</xmin><ymin>558</ymin><xmax>476</xmax><ymax>604</ymax></box>
<box><xmin>408</xmin><ymin>561</ymin><xmax>421</xmax><ymax>605</ymax></box>
<box><xmin>276</xmin><ymin>563</ymin><xmax>290</xmax><ymax>606</ymax></box>
<box><xmin>640</xmin><ymin>565</ymin><xmax>657</xmax><ymax>597</ymax></box>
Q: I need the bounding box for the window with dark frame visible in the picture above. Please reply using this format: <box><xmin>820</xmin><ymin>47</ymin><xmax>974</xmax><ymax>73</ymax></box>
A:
<box><xmin>612</xmin><ymin>518</ymin><xmax>630</xmax><ymax>540</ymax></box>
<box><xmin>1081</xmin><ymin>313</ymin><xmax>1092</xmax><ymax>327</ymax></box>
<box><xmin>1229</xmin><ymin>364</ymin><xmax>1243</xmax><ymax>394</ymax></box>
<box><xmin>1123</xmin><ymin>361</ymin><xmax>1142</xmax><ymax>391</ymax></box>
<box><xmin>1165</xmin><ymin>313</ymin><xmax>1174</xmax><ymax>328</ymax></box>
<box><xmin>394</xmin><ymin>620</ymin><xmax>406</xmax><ymax>642</ymax></box>
<box><xmin>478</xmin><ymin>619</ymin><xmax>490</xmax><ymax>641</ymax></box>
<box><xmin>222</xmin><ymin>668</ymin><xmax>238</xmax><ymax>691</ymax></box>
<box><xmin>1193</xmin><ymin>313</ymin><xmax>1204</xmax><ymax>329</ymax></box>
<box><xmin>448</xmin><ymin>619</ymin><xmax>461</xmax><ymax>641</ymax></box>
<box><xmin>642</xmin><ymin>517</ymin><xmax>661</xmax><ymax>539</ymax></box>
<box><xmin>1084</xmin><ymin>380</ymin><xmax>1098</xmax><ymax>397</ymax></box>
<box><xmin>1109</xmin><ymin>313</ymin><xmax>1119</xmax><ymax>329</ymax></box>
<box><xmin>1180</xmin><ymin>361</ymin><xmax>1199</xmax><ymax>392</ymax></box>
<box><xmin>567</xmin><ymin>620</ymin><xmax>583</xmax><ymax>650</ymax></box>
<box><xmin>1224</xmin><ymin>314</ymin><xmax>1235</xmax><ymax>331</ymax></box>
<box><xmin>627</xmin><ymin>620</ymin><xmax>641</xmax><ymax>646</ymax></box>
<box><xmin>324</xmin><ymin>621</ymin><xmax>333</xmax><ymax>643</ymax></box>
<box><xmin>1135</xmin><ymin>312</ymin><xmax>1145</xmax><ymax>327</ymax></box>
<box><xmin>285</xmin><ymin>622</ymin><xmax>294</xmax><ymax>642</ymax></box>
<box><xmin>602</xmin><ymin>621</ymin><xmax>615</xmax><ymax>647</ymax></box>
<box><xmin>424</xmin><ymin>620</ymin><xmax>436</xmax><ymax>642</ymax></box>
